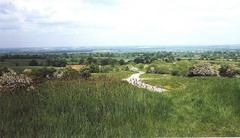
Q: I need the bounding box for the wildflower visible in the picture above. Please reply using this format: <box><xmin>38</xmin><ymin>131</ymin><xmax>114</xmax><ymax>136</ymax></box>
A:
<box><xmin>0</xmin><ymin>72</ymin><xmax>34</xmax><ymax>93</ymax></box>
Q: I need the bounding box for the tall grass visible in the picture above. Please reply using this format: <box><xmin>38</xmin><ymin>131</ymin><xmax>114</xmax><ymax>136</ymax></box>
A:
<box><xmin>1</xmin><ymin>73</ymin><xmax>240</xmax><ymax>137</ymax></box>
<box><xmin>144</xmin><ymin>74</ymin><xmax>240</xmax><ymax>136</ymax></box>
<box><xmin>0</xmin><ymin>75</ymin><xmax>173</xmax><ymax>137</ymax></box>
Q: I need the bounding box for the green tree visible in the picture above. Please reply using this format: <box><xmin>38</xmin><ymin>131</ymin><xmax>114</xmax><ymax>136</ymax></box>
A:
<box><xmin>119</xmin><ymin>59</ymin><xmax>125</xmax><ymax>65</ymax></box>
<box><xmin>86</xmin><ymin>57</ymin><xmax>97</xmax><ymax>65</ymax></box>
<box><xmin>79</xmin><ymin>58</ymin><xmax>85</xmax><ymax>64</ymax></box>
<box><xmin>29</xmin><ymin>59</ymin><xmax>39</xmax><ymax>66</ymax></box>
<box><xmin>89</xmin><ymin>64</ymin><xmax>99</xmax><ymax>73</ymax></box>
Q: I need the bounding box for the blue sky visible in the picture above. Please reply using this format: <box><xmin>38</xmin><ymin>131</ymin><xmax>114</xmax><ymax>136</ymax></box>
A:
<box><xmin>0</xmin><ymin>0</ymin><xmax>240</xmax><ymax>47</ymax></box>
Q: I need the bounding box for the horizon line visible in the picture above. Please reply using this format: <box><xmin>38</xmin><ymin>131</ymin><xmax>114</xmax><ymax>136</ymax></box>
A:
<box><xmin>1</xmin><ymin>44</ymin><xmax>240</xmax><ymax>49</ymax></box>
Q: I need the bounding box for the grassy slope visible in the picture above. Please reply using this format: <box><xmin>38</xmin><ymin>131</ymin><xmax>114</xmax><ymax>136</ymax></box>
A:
<box><xmin>141</xmin><ymin>74</ymin><xmax>189</xmax><ymax>90</ymax></box>
<box><xmin>142</xmin><ymin>74</ymin><xmax>240</xmax><ymax>136</ymax></box>
<box><xmin>1</xmin><ymin>72</ymin><xmax>240</xmax><ymax>137</ymax></box>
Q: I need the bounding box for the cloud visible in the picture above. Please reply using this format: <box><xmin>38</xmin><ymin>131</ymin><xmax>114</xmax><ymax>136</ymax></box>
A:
<box><xmin>0</xmin><ymin>2</ymin><xmax>15</xmax><ymax>14</ymax></box>
<box><xmin>0</xmin><ymin>1</ymin><xmax>21</xmax><ymax>31</ymax></box>
<box><xmin>82</xmin><ymin>0</ymin><xmax>117</xmax><ymax>5</ymax></box>
<box><xmin>0</xmin><ymin>0</ymin><xmax>240</xmax><ymax>47</ymax></box>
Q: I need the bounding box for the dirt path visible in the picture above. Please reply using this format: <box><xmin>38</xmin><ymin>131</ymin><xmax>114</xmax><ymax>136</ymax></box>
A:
<box><xmin>125</xmin><ymin>71</ymin><xmax>167</xmax><ymax>93</ymax></box>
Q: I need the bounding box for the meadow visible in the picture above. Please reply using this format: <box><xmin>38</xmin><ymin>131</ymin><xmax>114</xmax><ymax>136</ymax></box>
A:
<box><xmin>1</xmin><ymin>51</ymin><xmax>240</xmax><ymax>137</ymax></box>
<box><xmin>1</xmin><ymin>71</ymin><xmax>240</xmax><ymax>137</ymax></box>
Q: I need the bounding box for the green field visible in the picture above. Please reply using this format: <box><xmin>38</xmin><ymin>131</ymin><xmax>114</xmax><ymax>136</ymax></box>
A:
<box><xmin>0</xmin><ymin>59</ymin><xmax>46</xmax><ymax>66</ymax></box>
<box><xmin>1</xmin><ymin>51</ymin><xmax>240</xmax><ymax>137</ymax></box>
<box><xmin>141</xmin><ymin>74</ymin><xmax>189</xmax><ymax>90</ymax></box>
<box><xmin>1</xmin><ymin>71</ymin><xmax>240</xmax><ymax>137</ymax></box>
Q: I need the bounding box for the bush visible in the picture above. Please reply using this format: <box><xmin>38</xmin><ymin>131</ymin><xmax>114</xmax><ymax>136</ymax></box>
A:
<box><xmin>22</xmin><ymin>69</ymin><xmax>33</xmax><ymax>76</ymax></box>
<box><xmin>0</xmin><ymin>72</ymin><xmax>33</xmax><ymax>93</ymax></box>
<box><xmin>47</xmin><ymin>59</ymin><xmax>67</xmax><ymax>67</ymax></box>
<box><xmin>174</xmin><ymin>60</ymin><xmax>195</xmax><ymax>76</ymax></box>
<box><xmin>53</xmin><ymin>68</ymin><xmax>79</xmax><ymax>80</ymax></box>
<box><xmin>99</xmin><ymin>66</ymin><xmax>113</xmax><ymax>73</ymax></box>
<box><xmin>86</xmin><ymin>57</ymin><xmax>97</xmax><ymax>65</ymax></box>
<box><xmin>79</xmin><ymin>58</ymin><xmax>85</xmax><ymax>64</ymax></box>
<box><xmin>119</xmin><ymin>59</ymin><xmax>125</xmax><ymax>65</ymax></box>
<box><xmin>79</xmin><ymin>67</ymin><xmax>91</xmax><ymax>79</ymax></box>
<box><xmin>134</xmin><ymin>57</ymin><xmax>144</xmax><ymax>64</ymax></box>
<box><xmin>0</xmin><ymin>67</ymin><xmax>11</xmax><ymax>76</ymax></box>
<box><xmin>171</xmin><ymin>69</ymin><xmax>181</xmax><ymax>76</ymax></box>
<box><xmin>0</xmin><ymin>57</ymin><xmax>5</xmax><ymax>62</ymax></box>
<box><xmin>156</xmin><ymin>66</ymin><xmax>170</xmax><ymax>74</ymax></box>
<box><xmin>31</xmin><ymin>68</ymin><xmax>56</xmax><ymax>80</ymax></box>
<box><xmin>136</xmin><ymin>63</ymin><xmax>144</xmax><ymax>70</ymax></box>
<box><xmin>235</xmin><ymin>69</ymin><xmax>240</xmax><ymax>75</ymax></box>
<box><xmin>29</xmin><ymin>59</ymin><xmax>39</xmax><ymax>66</ymax></box>
<box><xmin>146</xmin><ymin>65</ymin><xmax>170</xmax><ymax>74</ymax></box>
<box><xmin>188</xmin><ymin>62</ymin><xmax>217</xmax><ymax>77</ymax></box>
<box><xmin>219</xmin><ymin>64</ymin><xmax>236</xmax><ymax>77</ymax></box>
<box><xmin>89</xmin><ymin>64</ymin><xmax>99</xmax><ymax>73</ymax></box>
<box><xmin>124</xmin><ymin>66</ymin><xmax>129</xmax><ymax>71</ymax></box>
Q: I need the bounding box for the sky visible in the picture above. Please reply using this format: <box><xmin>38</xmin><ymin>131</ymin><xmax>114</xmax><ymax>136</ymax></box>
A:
<box><xmin>0</xmin><ymin>0</ymin><xmax>240</xmax><ymax>48</ymax></box>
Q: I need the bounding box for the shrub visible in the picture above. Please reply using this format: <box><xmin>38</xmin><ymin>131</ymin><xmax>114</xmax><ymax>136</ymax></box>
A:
<box><xmin>133</xmin><ymin>57</ymin><xmax>144</xmax><ymax>64</ymax></box>
<box><xmin>188</xmin><ymin>62</ymin><xmax>217</xmax><ymax>76</ymax></box>
<box><xmin>31</xmin><ymin>68</ymin><xmax>56</xmax><ymax>80</ymax></box>
<box><xmin>156</xmin><ymin>66</ymin><xmax>170</xmax><ymax>74</ymax></box>
<box><xmin>235</xmin><ymin>69</ymin><xmax>240</xmax><ymax>75</ymax></box>
<box><xmin>53</xmin><ymin>68</ymin><xmax>79</xmax><ymax>79</ymax></box>
<box><xmin>136</xmin><ymin>63</ymin><xmax>144</xmax><ymax>70</ymax></box>
<box><xmin>29</xmin><ymin>59</ymin><xmax>39</xmax><ymax>66</ymax></box>
<box><xmin>174</xmin><ymin>60</ymin><xmax>195</xmax><ymax>76</ymax></box>
<box><xmin>171</xmin><ymin>69</ymin><xmax>181</xmax><ymax>76</ymax></box>
<box><xmin>146</xmin><ymin>65</ymin><xmax>170</xmax><ymax>74</ymax></box>
<box><xmin>79</xmin><ymin>58</ymin><xmax>85</xmax><ymax>64</ymax></box>
<box><xmin>0</xmin><ymin>72</ymin><xmax>33</xmax><ymax>93</ymax></box>
<box><xmin>99</xmin><ymin>66</ymin><xmax>113</xmax><ymax>73</ymax></box>
<box><xmin>22</xmin><ymin>69</ymin><xmax>33</xmax><ymax>76</ymax></box>
<box><xmin>119</xmin><ymin>59</ymin><xmax>125</xmax><ymax>65</ymax></box>
<box><xmin>124</xmin><ymin>66</ymin><xmax>129</xmax><ymax>71</ymax></box>
<box><xmin>113</xmin><ymin>67</ymin><xmax>120</xmax><ymax>72</ymax></box>
<box><xmin>146</xmin><ymin>66</ymin><xmax>155</xmax><ymax>73</ymax></box>
<box><xmin>0</xmin><ymin>67</ymin><xmax>11</xmax><ymax>76</ymax></box>
<box><xmin>86</xmin><ymin>57</ymin><xmax>97</xmax><ymax>65</ymax></box>
<box><xmin>65</xmin><ymin>68</ymin><xmax>79</xmax><ymax>79</ymax></box>
<box><xmin>89</xmin><ymin>64</ymin><xmax>99</xmax><ymax>73</ymax></box>
<box><xmin>219</xmin><ymin>64</ymin><xmax>236</xmax><ymax>77</ymax></box>
<box><xmin>79</xmin><ymin>67</ymin><xmax>91</xmax><ymax>80</ymax></box>
<box><xmin>47</xmin><ymin>59</ymin><xmax>67</xmax><ymax>67</ymax></box>
<box><xmin>0</xmin><ymin>57</ymin><xmax>5</xmax><ymax>62</ymax></box>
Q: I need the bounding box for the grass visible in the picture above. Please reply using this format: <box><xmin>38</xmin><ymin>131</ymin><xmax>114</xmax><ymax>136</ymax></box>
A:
<box><xmin>142</xmin><ymin>73</ymin><xmax>240</xmax><ymax>136</ymax></box>
<box><xmin>1</xmin><ymin>72</ymin><xmax>240</xmax><ymax>137</ymax></box>
<box><xmin>92</xmin><ymin>71</ymin><xmax>132</xmax><ymax>80</ymax></box>
<box><xmin>0</xmin><ymin>73</ymin><xmax>172</xmax><ymax>137</ymax></box>
<box><xmin>141</xmin><ymin>74</ymin><xmax>189</xmax><ymax>90</ymax></box>
<box><xmin>169</xmin><ymin>77</ymin><xmax>240</xmax><ymax>136</ymax></box>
